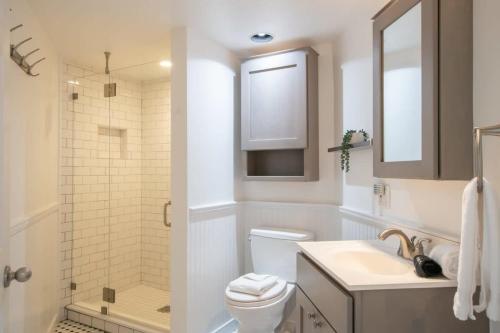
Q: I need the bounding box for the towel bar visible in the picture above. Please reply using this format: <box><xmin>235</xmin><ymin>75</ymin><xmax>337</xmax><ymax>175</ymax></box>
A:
<box><xmin>474</xmin><ymin>124</ymin><xmax>500</xmax><ymax>192</ymax></box>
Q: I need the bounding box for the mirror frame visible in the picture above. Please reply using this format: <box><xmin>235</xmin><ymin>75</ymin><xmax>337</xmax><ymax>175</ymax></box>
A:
<box><xmin>373</xmin><ymin>0</ymin><xmax>439</xmax><ymax>179</ymax></box>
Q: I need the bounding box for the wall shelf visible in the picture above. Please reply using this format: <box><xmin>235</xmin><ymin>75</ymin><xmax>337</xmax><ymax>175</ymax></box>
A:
<box><xmin>327</xmin><ymin>139</ymin><xmax>373</xmax><ymax>153</ymax></box>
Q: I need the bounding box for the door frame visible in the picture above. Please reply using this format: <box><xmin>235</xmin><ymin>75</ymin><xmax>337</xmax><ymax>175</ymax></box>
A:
<box><xmin>0</xmin><ymin>2</ymin><xmax>10</xmax><ymax>332</ymax></box>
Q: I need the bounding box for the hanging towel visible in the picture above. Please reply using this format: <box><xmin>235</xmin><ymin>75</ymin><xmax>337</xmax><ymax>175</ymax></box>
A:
<box><xmin>229</xmin><ymin>273</ymin><xmax>278</xmax><ymax>296</ymax></box>
<box><xmin>474</xmin><ymin>179</ymin><xmax>500</xmax><ymax>321</ymax></box>
<box><xmin>429</xmin><ymin>244</ymin><xmax>460</xmax><ymax>280</ymax></box>
<box><xmin>454</xmin><ymin>178</ymin><xmax>500</xmax><ymax>321</ymax></box>
<box><xmin>454</xmin><ymin>178</ymin><xmax>480</xmax><ymax>320</ymax></box>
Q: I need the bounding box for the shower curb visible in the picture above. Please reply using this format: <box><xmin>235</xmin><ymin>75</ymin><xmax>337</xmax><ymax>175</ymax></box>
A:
<box><xmin>66</xmin><ymin>306</ymin><xmax>168</xmax><ymax>333</ymax></box>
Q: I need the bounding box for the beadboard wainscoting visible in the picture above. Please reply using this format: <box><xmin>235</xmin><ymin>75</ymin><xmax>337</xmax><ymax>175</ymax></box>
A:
<box><xmin>239</xmin><ymin>201</ymin><xmax>341</xmax><ymax>273</ymax></box>
<box><xmin>9</xmin><ymin>203</ymin><xmax>60</xmax><ymax>333</ymax></box>
<box><xmin>239</xmin><ymin>201</ymin><xmax>460</xmax><ymax>274</ymax></box>
<box><xmin>187</xmin><ymin>202</ymin><xmax>242</xmax><ymax>333</ymax></box>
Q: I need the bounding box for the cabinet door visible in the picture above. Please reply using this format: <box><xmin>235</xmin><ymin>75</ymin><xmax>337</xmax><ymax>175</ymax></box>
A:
<box><xmin>296</xmin><ymin>288</ymin><xmax>336</xmax><ymax>333</ymax></box>
<box><xmin>241</xmin><ymin>50</ymin><xmax>308</xmax><ymax>151</ymax></box>
<box><xmin>373</xmin><ymin>0</ymin><xmax>439</xmax><ymax>179</ymax></box>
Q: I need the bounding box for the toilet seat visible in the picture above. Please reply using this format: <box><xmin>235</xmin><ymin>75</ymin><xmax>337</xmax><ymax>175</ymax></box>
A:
<box><xmin>225</xmin><ymin>278</ymin><xmax>287</xmax><ymax>308</ymax></box>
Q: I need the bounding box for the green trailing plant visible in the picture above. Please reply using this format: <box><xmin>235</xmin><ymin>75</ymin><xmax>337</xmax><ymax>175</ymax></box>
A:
<box><xmin>341</xmin><ymin>129</ymin><xmax>369</xmax><ymax>172</ymax></box>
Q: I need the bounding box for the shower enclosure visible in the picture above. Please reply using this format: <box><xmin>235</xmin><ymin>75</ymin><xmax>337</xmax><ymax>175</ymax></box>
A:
<box><xmin>60</xmin><ymin>58</ymin><xmax>172</xmax><ymax>331</ymax></box>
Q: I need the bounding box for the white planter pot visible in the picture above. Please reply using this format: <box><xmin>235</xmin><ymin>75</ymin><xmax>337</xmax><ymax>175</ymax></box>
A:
<box><xmin>349</xmin><ymin>132</ymin><xmax>365</xmax><ymax>144</ymax></box>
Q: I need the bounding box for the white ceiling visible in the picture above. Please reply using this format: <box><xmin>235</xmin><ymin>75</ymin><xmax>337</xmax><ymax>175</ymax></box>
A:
<box><xmin>26</xmin><ymin>0</ymin><xmax>388</xmax><ymax>79</ymax></box>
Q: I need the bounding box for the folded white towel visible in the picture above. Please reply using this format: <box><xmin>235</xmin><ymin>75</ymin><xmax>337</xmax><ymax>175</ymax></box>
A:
<box><xmin>229</xmin><ymin>273</ymin><xmax>278</xmax><ymax>296</ymax></box>
<box><xmin>454</xmin><ymin>178</ymin><xmax>500</xmax><ymax>321</ymax></box>
<box><xmin>243</xmin><ymin>273</ymin><xmax>272</xmax><ymax>281</ymax></box>
<box><xmin>429</xmin><ymin>244</ymin><xmax>459</xmax><ymax>280</ymax></box>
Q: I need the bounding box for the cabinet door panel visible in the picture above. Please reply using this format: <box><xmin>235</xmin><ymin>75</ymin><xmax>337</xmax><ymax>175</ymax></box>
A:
<box><xmin>241</xmin><ymin>50</ymin><xmax>307</xmax><ymax>150</ymax></box>
<box><xmin>297</xmin><ymin>287</ymin><xmax>336</xmax><ymax>333</ymax></box>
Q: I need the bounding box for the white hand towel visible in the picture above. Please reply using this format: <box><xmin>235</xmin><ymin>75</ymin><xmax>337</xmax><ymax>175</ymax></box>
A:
<box><xmin>454</xmin><ymin>178</ymin><xmax>480</xmax><ymax>320</ymax></box>
<box><xmin>474</xmin><ymin>179</ymin><xmax>500</xmax><ymax>321</ymax></box>
<box><xmin>243</xmin><ymin>273</ymin><xmax>272</xmax><ymax>281</ymax></box>
<box><xmin>454</xmin><ymin>178</ymin><xmax>500</xmax><ymax>321</ymax></box>
<box><xmin>229</xmin><ymin>274</ymin><xmax>278</xmax><ymax>296</ymax></box>
<box><xmin>429</xmin><ymin>244</ymin><xmax>460</xmax><ymax>280</ymax></box>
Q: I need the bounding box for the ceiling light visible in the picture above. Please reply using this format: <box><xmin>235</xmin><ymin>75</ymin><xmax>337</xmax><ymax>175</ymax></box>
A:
<box><xmin>67</xmin><ymin>80</ymin><xmax>79</xmax><ymax>85</ymax></box>
<box><xmin>251</xmin><ymin>33</ymin><xmax>274</xmax><ymax>43</ymax></box>
<box><xmin>160</xmin><ymin>60</ymin><xmax>172</xmax><ymax>68</ymax></box>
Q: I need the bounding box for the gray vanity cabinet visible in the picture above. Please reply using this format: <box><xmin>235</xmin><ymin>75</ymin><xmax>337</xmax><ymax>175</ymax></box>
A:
<box><xmin>296</xmin><ymin>253</ymin><xmax>489</xmax><ymax>333</ymax></box>
<box><xmin>241</xmin><ymin>48</ymin><xmax>319</xmax><ymax>181</ymax></box>
<box><xmin>372</xmin><ymin>0</ymin><xmax>473</xmax><ymax>180</ymax></box>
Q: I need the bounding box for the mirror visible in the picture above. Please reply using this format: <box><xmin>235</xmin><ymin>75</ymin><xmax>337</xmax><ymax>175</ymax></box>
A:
<box><xmin>382</xmin><ymin>3</ymin><xmax>422</xmax><ymax>162</ymax></box>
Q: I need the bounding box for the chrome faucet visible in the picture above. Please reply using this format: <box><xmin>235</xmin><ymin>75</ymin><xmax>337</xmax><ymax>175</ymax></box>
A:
<box><xmin>377</xmin><ymin>228</ymin><xmax>430</xmax><ymax>260</ymax></box>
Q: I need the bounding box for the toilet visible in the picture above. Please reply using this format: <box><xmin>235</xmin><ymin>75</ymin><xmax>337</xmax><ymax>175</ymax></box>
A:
<box><xmin>225</xmin><ymin>227</ymin><xmax>314</xmax><ymax>333</ymax></box>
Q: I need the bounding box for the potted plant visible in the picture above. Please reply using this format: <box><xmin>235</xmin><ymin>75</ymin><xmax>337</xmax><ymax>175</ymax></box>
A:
<box><xmin>340</xmin><ymin>129</ymin><xmax>369</xmax><ymax>172</ymax></box>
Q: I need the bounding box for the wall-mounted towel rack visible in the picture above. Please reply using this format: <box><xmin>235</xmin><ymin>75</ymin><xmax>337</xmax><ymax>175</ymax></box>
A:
<box><xmin>9</xmin><ymin>23</ymin><xmax>46</xmax><ymax>77</ymax></box>
<box><xmin>474</xmin><ymin>124</ymin><xmax>500</xmax><ymax>192</ymax></box>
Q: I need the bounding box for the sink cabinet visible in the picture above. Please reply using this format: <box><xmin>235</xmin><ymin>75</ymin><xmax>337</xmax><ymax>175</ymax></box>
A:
<box><xmin>296</xmin><ymin>252</ymin><xmax>489</xmax><ymax>333</ymax></box>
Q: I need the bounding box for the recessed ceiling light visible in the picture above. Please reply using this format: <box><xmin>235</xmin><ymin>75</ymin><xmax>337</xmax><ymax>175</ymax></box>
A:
<box><xmin>67</xmin><ymin>80</ymin><xmax>79</xmax><ymax>85</ymax></box>
<box><xmin>251</xmin><ymin>33</ymin><xmax>274</xmax><ymax>43</ymax></box>
<box><xmin>160</xmin><ymin>60</ymin><xmax>172</xmax><ymax>68</ymax></box>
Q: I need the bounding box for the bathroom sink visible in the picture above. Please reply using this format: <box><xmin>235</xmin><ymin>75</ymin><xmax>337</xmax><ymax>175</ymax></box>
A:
<box><xmin>297</xmin><ymin>240</ymin><xmax>456</xmax><ymax>291</ymax></box>
<box><xmin>332</xmin><ymin>250</ymin><xmax>412</xmax><ymax>276</ymax></box>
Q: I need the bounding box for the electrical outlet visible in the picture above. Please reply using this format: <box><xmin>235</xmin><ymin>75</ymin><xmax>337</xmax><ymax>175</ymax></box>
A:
<box><xmin>373</xmin><ymin>183</ymin><xmax>390</xmax><ymax>208</ymax></box>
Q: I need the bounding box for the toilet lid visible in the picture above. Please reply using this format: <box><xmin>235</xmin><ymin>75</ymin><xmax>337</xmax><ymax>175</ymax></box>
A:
<box><xmin>225</xmin><ymin>279</ymin><xmax>287</xmax><ymax>307</ymax></box>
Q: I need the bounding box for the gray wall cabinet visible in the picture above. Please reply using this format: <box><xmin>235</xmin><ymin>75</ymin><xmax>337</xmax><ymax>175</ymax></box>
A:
<box><xmin>373</xmin><ymin>0</ymin><xmax>473</xmax><ymax>180</ymax></box>
<box><xmin>296</xmin><ymin>253</ymin><xmax>489</xmax><ymax>333</ymax></box>
<box><xmin>241</xmin><ymin>48</ymin><xmax>319</xmax><ymax>181</ymax></box>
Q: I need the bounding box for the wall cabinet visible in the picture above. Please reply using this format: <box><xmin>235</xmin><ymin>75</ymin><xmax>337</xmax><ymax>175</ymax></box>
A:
<box><xmin>241</xmin><ymin>48</ymin><xmax>318</xmax><ymax>181</ymax></box>
<box><xmin>373</xmin><ymin>0</ymin><xmax>473</xmax><ymax>179</ymax></box>
<box><xmin>296</xmin><ymin>253</ymin><xmax>489</xmax><ymax>333</ymax></box>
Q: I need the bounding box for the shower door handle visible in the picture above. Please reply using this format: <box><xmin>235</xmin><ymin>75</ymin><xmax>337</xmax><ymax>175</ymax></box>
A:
<box><xmin>163</xmin><ymin>201</ymin><xmax>172</xmax><ymax>227</ymax></box>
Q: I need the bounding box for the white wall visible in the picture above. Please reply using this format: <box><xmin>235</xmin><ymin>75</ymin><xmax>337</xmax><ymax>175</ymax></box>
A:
<box><xmin>474</xmin><ymin>1</ymin><xmax>500</xmax><ymax>331</ymax></box>
<box><xmin>171</xmin><ymin>27</ymin><xmax>241</xmax><ymax>333</ymax></box>
<box><xmin>186</xmin><ymin>28</ymin><xmax>240</xmax><ymax>333</ymax></box>
<box><xmin>2</xmin><ymin>0</ymin><xmax>60</xmax><ymax>331</ymax></box>
<box><xmin>334</xmin><ymin>0</ymin><xmax>468</xmax><ymax>240</ymax></box>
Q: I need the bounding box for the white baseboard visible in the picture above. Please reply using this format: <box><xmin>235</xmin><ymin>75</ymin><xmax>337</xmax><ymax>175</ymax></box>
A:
<box><xmin>210</xmin><ymin>319</ymin><xmax>237</xmax><ymax>333</ymax></box>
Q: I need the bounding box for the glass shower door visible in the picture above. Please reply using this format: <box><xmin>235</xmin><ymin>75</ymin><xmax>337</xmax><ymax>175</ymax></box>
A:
<box><xmin>105</xmin><ymin>63</ymin><xmax>171</xmax><ymax>331</ymax></box>
<box><xmin>65</xmin><ymin>65</ymin><xmax>111</xmax><ymax>314</ymax></box>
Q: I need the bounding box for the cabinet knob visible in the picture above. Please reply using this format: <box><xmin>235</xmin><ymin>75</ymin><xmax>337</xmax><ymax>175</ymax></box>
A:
<box><xmin>313</xmin><ymin>320</ymin><xmax>323</xmax><ymax>328</ymax></box>
<box><xmin>307</xmin><ymin>312</ymin><xmax>316</xmax><ymax>319</ymax></box>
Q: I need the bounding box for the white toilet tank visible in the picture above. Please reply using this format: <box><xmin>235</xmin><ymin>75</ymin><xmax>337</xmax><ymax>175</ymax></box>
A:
<box><xmin>250</xmin><ymin>227</ymin><xmax>314</xmax><ymax>282</ymax></box>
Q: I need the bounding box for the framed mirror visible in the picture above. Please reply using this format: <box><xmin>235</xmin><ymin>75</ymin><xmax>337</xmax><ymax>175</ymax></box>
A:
<box><xmin>373</xmin><ymin>0</ymin><xmax>439</xmax><ymax>179</ymax></box>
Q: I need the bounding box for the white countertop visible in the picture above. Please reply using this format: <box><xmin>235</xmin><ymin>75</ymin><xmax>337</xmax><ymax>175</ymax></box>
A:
<box><xmin>297</xmin><ymin>240</ymin><xmax>457</xmax><ymax>291</ymax></box>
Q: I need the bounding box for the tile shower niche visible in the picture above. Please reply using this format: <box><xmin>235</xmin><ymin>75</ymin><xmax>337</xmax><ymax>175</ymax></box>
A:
<box><xmin>97</xmin><ymin>126</ymin><xmax>127</xmax><ymax>160</ymax></box>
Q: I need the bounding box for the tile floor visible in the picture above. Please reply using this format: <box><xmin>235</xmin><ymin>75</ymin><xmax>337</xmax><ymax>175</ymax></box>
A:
<box><xmin>74</xmin><ymin>284</ymin><xmax>170</xmax><ymax>332</ymax></box>
<box><xmin>54</xmin><ymin>320</ymin><xmax>105</xmax><ymax>333</ymax></box>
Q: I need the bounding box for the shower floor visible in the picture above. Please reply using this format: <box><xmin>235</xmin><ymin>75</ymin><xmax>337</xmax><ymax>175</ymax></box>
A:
<box><xmin>75</xmin><ymin>284</ymin><xmax>170</xmax><ymax>332</ymax></box>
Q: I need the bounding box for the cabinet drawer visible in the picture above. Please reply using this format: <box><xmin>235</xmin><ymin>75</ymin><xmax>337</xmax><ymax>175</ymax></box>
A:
<box><xmin>296</xmin><ymin>287</ymin><xmax>337</xmax><ymax>333</ymax></box>
<box><xmin>297</xmin><ymin>253</ymin><xmax>353</xmax><ymax>333</ymax></box>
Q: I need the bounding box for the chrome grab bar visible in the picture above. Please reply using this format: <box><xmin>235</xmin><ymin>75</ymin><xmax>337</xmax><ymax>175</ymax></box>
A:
<box><xmin>164</xmin><ymin>201</ymin><xmax>172</xmax><ymax>227</ymax></box>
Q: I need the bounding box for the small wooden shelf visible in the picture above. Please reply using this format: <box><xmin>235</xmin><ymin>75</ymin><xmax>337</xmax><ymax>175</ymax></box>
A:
<box><xmin>327</xmin><ymin>139</ymin><xmax>373</xmax><ymax>153</ymax></box>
